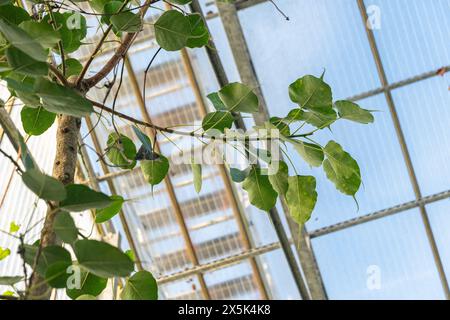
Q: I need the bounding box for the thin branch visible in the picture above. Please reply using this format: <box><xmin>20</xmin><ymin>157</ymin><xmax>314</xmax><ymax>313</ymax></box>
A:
<box><xmin>89</xmin><ymin>99</ymin><xmax>314</xmax><ymax>141</ymax></box>
<box><xmin>76</xmin><ymin>0</ymin><xmax>131</xmax><ymax>86</ymax></box>
<box><xmin>0</xmin><ymin>148</ymin><xmax>23</xmax><ymax>173</ymax></box>
<box><xmin>48</xmin><ymin>64</ymin><xmax>70</xmax><ymax>87</ymax></box>
<box><xmin>81</xmin><ymin>0</ymin><xmax>158</xmax><ymax>90</ymax></box>
<box><xmin>45</xmin><ymin>1</ymin><xmax>66</xmax><ymax>76</ymax></box>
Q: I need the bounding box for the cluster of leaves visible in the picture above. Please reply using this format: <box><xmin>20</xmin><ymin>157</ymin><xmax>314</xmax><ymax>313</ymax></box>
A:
<box><xmin>107</xmin><ymin>74</ymin><xmax>374</xmax><ymax>226</ymax></box>
<box><xmin>0</xmin><ymin>139</ymin><xmax>157</xmax><ymax>300</ymax></box>
<box><xmin>208</xmin><ymin>75</ymin><xmax>373</xmax><ymax>225</ymax></box>
<box><xmin>0</xmin><ymin>0</ymin><xmax>374</xmax><ymax>300</ymax></box>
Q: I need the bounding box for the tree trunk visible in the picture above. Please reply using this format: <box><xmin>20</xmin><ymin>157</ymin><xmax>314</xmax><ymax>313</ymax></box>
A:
<box><xmin>28</xmin><ymin>115</ymin><xmax>81</xmax><ymax>299</ymax></box>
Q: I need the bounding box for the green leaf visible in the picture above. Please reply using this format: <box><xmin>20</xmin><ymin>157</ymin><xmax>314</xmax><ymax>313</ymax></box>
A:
<box><xmin>101</xmin><ymin>1</ymin><xmax>123</xmax><ymax>25</ymax></box>
<box><xmin>19</xmin><ymin>20</ymin><xmax>61</xmax><ymax>49</ymax></box>
<box><xmin>191</xmin><ymin>162</ymin><xmax>202</xmax><ymax>193</ymax></box>
<box><xmin>0</xmin><ymin>18</ymin><xmax>47</xmax><ymax>62</ymax></box>
<box><xmin>230</xmin><ymin>167</ymin><xmax>250</xmax><ymax>183</ymax></box>
<box><xmin>154</xmin><ymin>10</ymin><xmax>190</xmax><ymax>51</ymax></box>
<box><xmin>167</xmin><ymin>0</ymin><xmax>192</xmax><ymax>4</ymax></box>
<box><xmin>9</xmin><ymin>221</ymin><xmax>20</xmax><ymax>234</ymax></box>
<box><xmin>269</xmin><ymin>117</ymin><xmax>290</xmax><ymax>136</ymax></box>
<box><xmin>34</xmin><ymin>79</ymin><xmax>93</xmax><ymax>117</ymax></box>
<box><xmin>125</xmin><ymin>250</ymin><xmax>135</xmax><ymax>262</ymax></box>
<box><xmin>23</xmin><ymin>245</ymin><xmax>71</xmax><ymax>276</ymax></box>
<box><xmin>44</xmin><ymin>12</ymin><xmax>86</xmax><ymax>53</ymax></box>
<box><xmin>59</xmin><ymin>58</ymin><xmax>82</xmax><ymax>77</ymax></box>
<box><xmin>335</xmin><ymin>100</ymin><xmax>374</xmax><ymax>124</ymax></box>
<box><xmin>45</xmin><ymin>261</ymin><xmax>71</xmax><ymax>288</ymax></box>
<box><xmin>290</xmin><ymin>139</ymin><xmax>324</xmax><ymax>167</ymax></box>
<box><xmin>218</xmin><ymin>82</ymin><xmax>259</xmax><ymax>113</ymax></box>
<box><xmin>106</xmin><ymin>133</ymin><xmax>137</xmax><ymax>169</ymax></box>
<box><xmin>289</xmin><ymin>75</ymin><xmax>333</xmax><ymax>111</ymax></box>
<box><xmin>90</xmin><ymin>0</ymin><xmax>110</xmax><ymax>12</ymax></box>
<box><xmin>323</xmin><ymin>141</ymin><xmax>361</xmax><ymax>196</ymax></box>
<box><xmin>53</xmin><ymin>211</ymin><xmax>78</xmax><ymax>244</ymax></box>
<box><xmin>186</xmin><ymin>13</ymin><xmax>209</xmax><ymax>48</ymax></box>
<box><xmin>207</xmin><ymin>92</ymin><xmax>226</xmax><ymax>111</ymax></box>
<box><xmin>0</xmin><ymin>276</ymin><xmax>22</xmax><ymax>286</ymax></box>
<box><xmin>111</xmin><ymin>12</ymin><xmax>142</xmax><ymax>32</ymax></box>
<box><xmin>121</xmin><ymin>271</ymin><xmax>158</xmax><ymax>300</ymax></box>
<box><xmin>132</xmin><ymin>126</ymin><xmax>152</xmax><ymax>155</ymax></box>
<box><xmin>5</xmin><ymin>74</ymin><xmax>40</xmax><ymax>106</ymax></box>
<box><xmin>22</xmin><ymin>169</ymin><xmax>67</xmax><ymax>201</ymax></box>
<box><xmin>21</xmin><ymin>106</ymin><xmax>56</xmax><ymax>136</ymax></box>
<box><xmin>74</xmin><ymin>239</ymin><xmax>134</xmax><ymax>278</ymax></box>
<box><xmin>286</xmin><ymin>107</ymin><xmax>337</xmax><ymax>129</ymax></box>
<box><xmin>202</xmin><ymin>111</ymin><xmax>234</xmax><ymax>133</ymax></box>
<box><xmin>95</xmin><ymin>195</ymin><xmax>124</xmax><ymax>223</ymax></box>
<box><xmin>141</xmin><ymin>154</ymin><xmax>169</xmax><ymax>187</ymax></box>
<box><xmin>0</xmin><ymin>247</ymin><xmax>10</xmax><ymax>261</ymax></box>
<box><xmin>286</xmin><ymin>175</ymin><xmax>318</xmax><ymax>225</ymax></box>
<box><xmin>0</xmin><ymin>4</ymin><xmax>30</xmax><ymax>25</ymax></box>
<box><xmin>242</xmin><ymin>167</ymin><xmax>277</xmax><ymax>212</ymax></box>
<box><xmin>66</xmin><ymin>269</ymin><xmax>107</xmax><ymax>300</ymax></box>
<box><xmin>0</xmin><ymin>1</ymin><xmax>14</xmax><ymax>7</ymax></box>
<box><xmin>1</xmin><ymin>291</ymin><xmax>15</xmax><ymax>298</ymax></box>
<box><xmin>60</xmin><ymin>184</ymin><xmax>113</xmax><ymax>212</ymax></box>
<box><xmin>5</xmin><ymin>46</ymin><xmax>48</xmax><ymax>77</ymax></box>
<box><xmin>18</xmin><ymin>135</ymin><xmax>35</xmax><ymax>170</ymax></box>
<box><xmin>268</xmin><ymin>161</ymin><xmax>289</xmax><ymax>196</ymax></box>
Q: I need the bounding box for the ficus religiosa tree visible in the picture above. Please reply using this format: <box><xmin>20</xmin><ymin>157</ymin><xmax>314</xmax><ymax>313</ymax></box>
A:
<box><xmin>0</xmin><ymin>0</ymin><xmax>374</xmax><ymax>300</ymax></box>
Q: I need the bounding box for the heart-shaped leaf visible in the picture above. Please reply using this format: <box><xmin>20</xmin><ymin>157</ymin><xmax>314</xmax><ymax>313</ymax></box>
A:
<box><xmin>242</xmin><ymin>167</ymin><xmax>277</xmax><ymax>212</ymax></box>
<box><xmin>218</xmin><ymin>82</ymin><xmax>259</xmax><ymax>113</ymax></box>
<box><xmin>121</xmin><ymin>271</ymin><xmax>158</xmax><ymax>300</ymax></box>
<box><xmin>154</xmin><ymin>10</ymin><xmax>190</xmax><ymax>51</ymax></box>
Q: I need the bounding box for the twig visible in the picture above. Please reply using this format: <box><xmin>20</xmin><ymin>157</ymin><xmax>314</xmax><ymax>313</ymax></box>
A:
<box><xmin>45</xmin><ymin>1</ymin><xmax>67</xmax><ymax>75</ymax></box>
<box><xmin>76</xmin><ymin>0</ymin><xmax>131</xmax><ymax>86</ymax></box>
<box><xmin>48</xmin><ymin>64</ymin><xmax>70</xmax><ymax>87</ymax></box>
<box><xmin>81</xmin><ymin>0</ymin><xmax>158</xmax><ymax>89</ymax></box>
<box><xmin>0</xmin><ymin>148</ymin><xmax>23</xmax><ymax>173</ymax></box>
<box><xmin>89</xmin><ymin>99</ymin><xmax>314</xmax><ymax>141</ymax></box>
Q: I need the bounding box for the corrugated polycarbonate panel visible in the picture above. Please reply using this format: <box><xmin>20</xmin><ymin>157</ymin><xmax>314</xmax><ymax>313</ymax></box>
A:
<box><xmin>231</xmin><ymin>0</ymin><xmax>450</xmax><ymax>299</ymax></box>
<box><xmin>391</xmin><ymin>76</ymin><xmax>450</xmax><ymax>197</ymax></box>
<box><xmin>203</xmin><ymin>262</ymin><xmax>260</xmax><ymax>300</ymax></box>
<box><xmin>428</xmin><ymin>200</ymin><xmax>450</xmax><ymax>280</ymax></box>
<box><xmin>312</xmin><ymin>209</ymin><xmax>445</xmax><ymax>299</ymax></box>
<box><xmin>366</xmin><ymin>0</ymin><xmax>450</xmax><ymax>83</ymax></box>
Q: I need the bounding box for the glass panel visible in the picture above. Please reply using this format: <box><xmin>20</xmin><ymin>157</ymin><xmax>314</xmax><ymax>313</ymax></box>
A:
<box><xmin>238</xmin><ymin>0</ymin><xmax>380</xmax><ymax>116</ymax></box>
<box><xmin>258</xmin><ymin>249</ymin><xmax>301</xmax><ymax>300</ymax></box>
<box><xmin>427</xmin><ymin>200</ymin><xmax>450</xmax><ymax>280</ymax></box>
<box><xmin>312</xmin><ymin>209</ymin><xmax>445</xmax><ymax>299</ymax></box>
<box><xmin>392</xmin><ymin>76</ymin><xmax>450</xmax><ymax>196</ymax></box>
<box><xmin>300</xmin><ymin>94</ymin><xmax>415</xmax><ymax>230</ymax></box>
<box><xmin>204</xmin><ymin>261</ymin><xmax>260</xmax><ymax>299</ymax></box>
<box><xmin>367</xmin><ymin>0</ymin><xmax>450</xmax><ymax>83</ymax></box>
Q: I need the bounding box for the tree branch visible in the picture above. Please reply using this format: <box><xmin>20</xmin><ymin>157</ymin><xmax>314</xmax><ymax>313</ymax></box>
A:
<box><xmin>48</xmin><ymin>64</ymin><xmax>70</xmax><ymax>87</ymax></box>
<box><xmin>75</xmin><ymin>0</ymin><xmax>131</xmax><ymax>86</ymax></box>
<box><xmin>80</xmin><ymin>0</ymin><xmax>158</xmax><ymax>90</ymax></box>
<box><xmin>90</xmin><ymin>99</ymin><xmax>313</xmax><ymax>141</ymax></box>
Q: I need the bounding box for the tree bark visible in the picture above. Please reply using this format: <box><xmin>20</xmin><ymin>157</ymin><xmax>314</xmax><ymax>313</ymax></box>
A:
<box><xmin>28</xmin><ymin>115</ymin><xmax>81</xmax><ymax>299</ymax></box>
